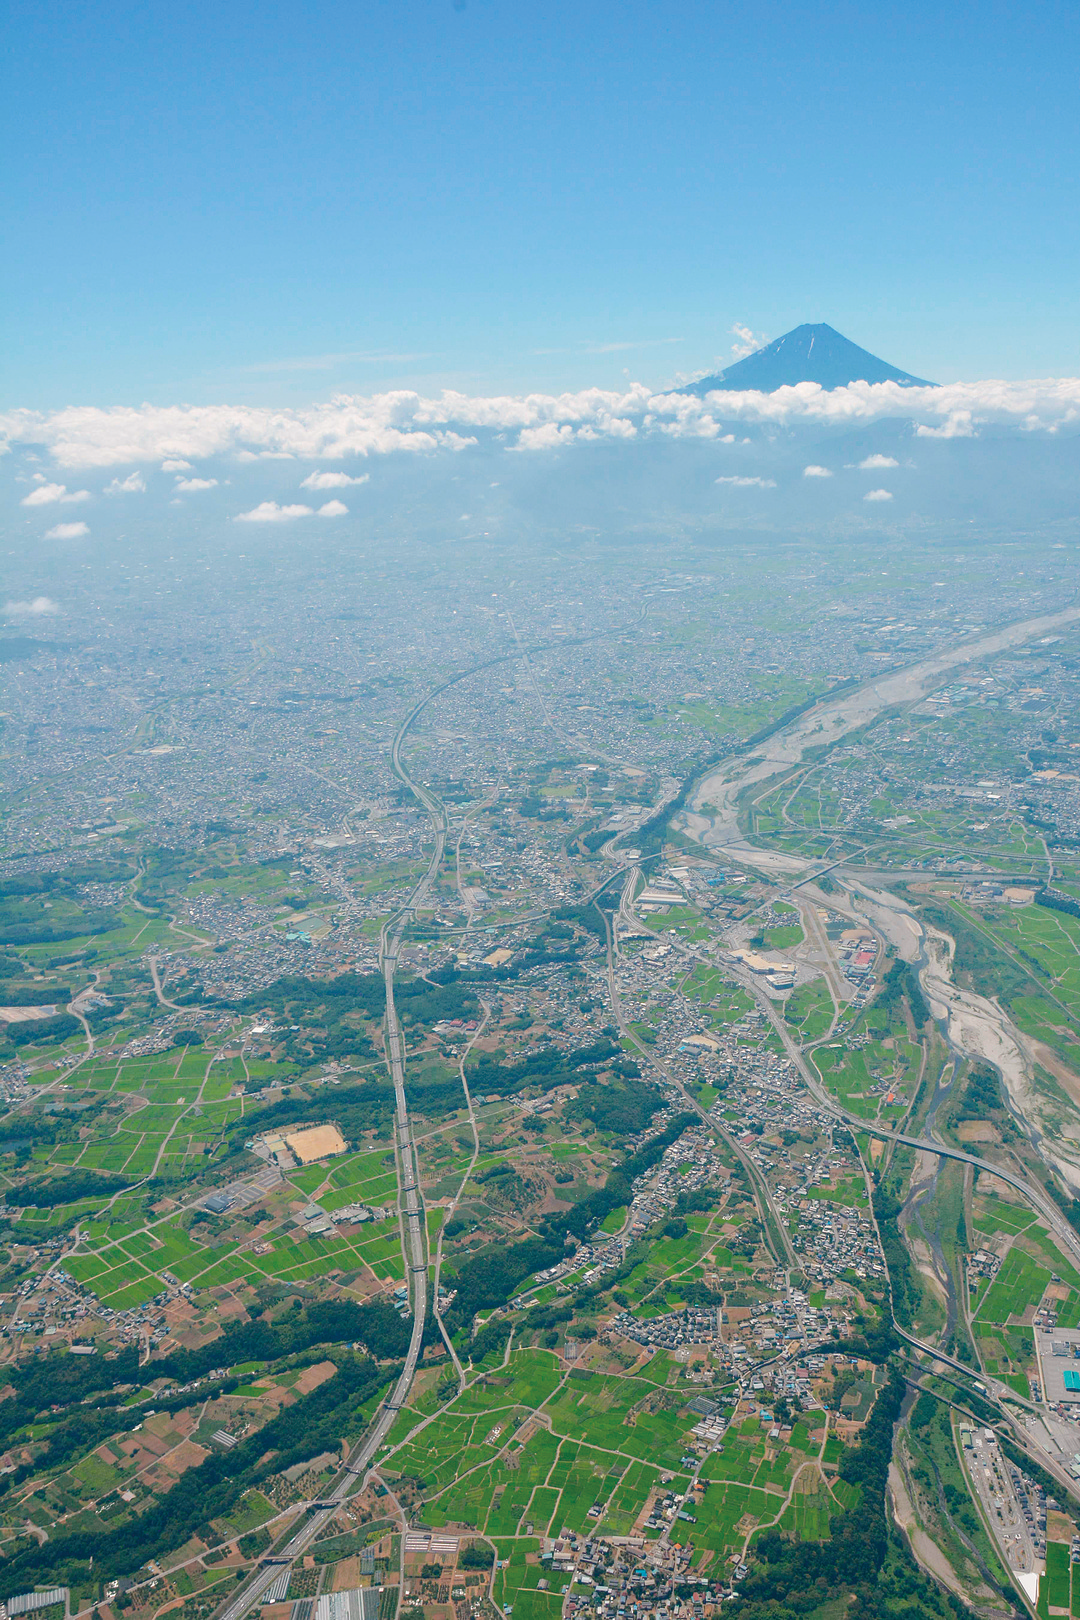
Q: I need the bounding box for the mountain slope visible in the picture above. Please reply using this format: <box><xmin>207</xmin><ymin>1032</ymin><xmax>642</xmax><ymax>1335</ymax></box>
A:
<box><xmin>682</xmin><ymin>322</ymin><xmax>934</xmax><ymax>394</ymax></box>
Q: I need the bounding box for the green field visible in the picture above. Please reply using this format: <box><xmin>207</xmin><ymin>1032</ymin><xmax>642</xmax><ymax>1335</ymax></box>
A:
<box><xmin>811</xmin><ymin>1035</ymin><xmax>918</xmax><ymax>1123</ymax></box>
<box><xmin>381</xmin><ymin>1345</ymin><xmax>846</xmax><ymax>1565</ymax></box>
<box><xmin>785</xmin><ymin>978</ymin><xmax>834</xmax><ymax>1041</ymax></box>
<box><xmin>975</xmin><ymin>1245</ymin><xmax>1051</xmax><ymax>1327</ymax></box>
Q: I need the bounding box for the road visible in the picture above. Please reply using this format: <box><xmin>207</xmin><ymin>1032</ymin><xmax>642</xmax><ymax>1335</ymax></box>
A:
<box><xmin>792</xmin><ymin>895</ymin><xmax>846</xmax><ymax>1020</ymax></box>
<box><xmin>598</xmin><ymin>899</ymin><xmax>796</xmax><ymax>1273</ymax></box>
<box><xmin>215</xmin><ymin>634</ymin><xmax>619</xmax><ymax>1620</ymax></box>
<box><xmin>644</xmin><ymin>898</ymin><xmax>1080</xmax><ymax>1545</ymax></box>
<box><xmin>739</xmin><ymin>960</ymin><xmax>1080</xmax><ymax>1283</ymax></box>
<box><xmin>217</xmin><ymin>676</ymin><xmax>464</xmax><ymax>1620</ymax></box>
<box><xmin>607</xmin><ymin>869</ymin><xmax>1080</xmax><ymax>1298</ymax></box>
<box><xmin>430</xmin><ymin>1002</ymin><xmax>491</xmax><ymax>1387</ymax></box>
<box><xmin>666</xmin><ymin>599</ymin><xmax>1080</xmax><ymax>1555</ymax></box>
<box><xmin>148</xmin><ymin>956</ymin><xmax>184</xmax><ymax>1011</ymax></box>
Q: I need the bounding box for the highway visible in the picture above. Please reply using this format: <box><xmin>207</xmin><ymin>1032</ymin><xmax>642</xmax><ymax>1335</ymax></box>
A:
<box><xmin>215</xmin><ymin>635</ymin><xmax>615</xmax><ymax>1620</ymax></box>
<box><xmin>601</xmin><ymin>873</ymin><xmax>1080</xmax><ymax>1529</ymax></box>
<box><xmin>217</xmin><ymin>680</ymin><xmax>460</xmax><ymax>1620</ymax></box>
<box><xmin>739</xmin><ymin>963</ymin><xmax>1080</xmax><ymax>1285</ymax></box>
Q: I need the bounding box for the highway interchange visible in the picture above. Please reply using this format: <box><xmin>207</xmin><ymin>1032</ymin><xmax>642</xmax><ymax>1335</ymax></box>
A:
<box><xmin>220</xmin><ymin>607</ymin><xmax>1080</xmax><ymax>1620</ymax></box>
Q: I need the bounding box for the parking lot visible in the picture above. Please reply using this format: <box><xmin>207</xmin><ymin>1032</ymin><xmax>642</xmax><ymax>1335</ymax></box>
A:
<box><xmin>1036</xmin><ymin>1327</ymin><xmax>1080</xmax><ymax>1405</ymax></box>
<box><xmin>961</xmin><ymin>1426</ymin><xmax>1045</xmax><ymax>1584</ymax></box>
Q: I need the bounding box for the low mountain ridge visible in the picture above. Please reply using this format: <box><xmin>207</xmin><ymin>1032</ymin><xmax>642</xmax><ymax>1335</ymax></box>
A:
<box><xmin>681</xmin><ymin>322</ymin><xmax>935</xmax><ymax>394</ymax></box>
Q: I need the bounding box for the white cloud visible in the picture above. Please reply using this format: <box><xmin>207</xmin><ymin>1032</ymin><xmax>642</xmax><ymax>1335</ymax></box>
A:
<box><xmin>21</xmin><ymin>482</ymin><xmax>90</xmax><ymax>507</ymax></box>
<box><xmin>716</xmin><ymin>475</ymin><xmax>776</xmax><ymax>488</ymax></box>
<box><xmin>105</xmin><ymin>471</ymin><xmax>146</xmax><ymax>494</ymax></box>
<box><xmin>915</xmin><ymin>411</ymin><xmax>974</xmax><ymax>438</ymax></box>
<box><xmin>863</xmin><ymin>488</ymin><xmax>893</xmax><ymax>502</ymax></box>
<box><xmin>318</xmin><ymin>500</ymin><xmax>348</xmax><ymax>517</ymax></box>
<box><xmin>858</xmin><ymin>454</ymin><xmax>898</xmax><ymax>469</ymax></box>
<box><xmin>234</xmin><ymin>502</ymin><xmax>314</xmax><ymax>523</ymax></box>
<box><xmin>174</xmin><ymin>477</ymin><xmax>218</xmax><ymax>492</ymax></box>
<box><xmin>656</xmin><ymin>412</ymin><xmax>726</xmax><ymax>442</ymax></box>
<box><xmin>44</xmin><ymin>521</ymin><xmax>89</xmax><ymax>539</ymax></box>
<box><xmin>300</xmin><ymin>470</ymin><xmax>370</xmax><ymax>490</ymax></box>
<box><xmin>2</xmin><ymin>374</ymin><xmax>1080</xmax><ymax>469</ymax></box>
<box><xmin>162</xmin><ymin>458</ymin><xmax>191</xmax><ymax>471</ymax></box>
<box><xmin>730</xmin><ymin>323</ymin><xmax>767</xmax><ymax>360</ymax></box>
<box><xmin>803</xmin><ymin>464</ymin><xmax>833</xmax><ymax>478</ymax></box>
<box><xmin>513</xmin><ymin>423</ymin><xmax>577</xmax><ymax>451</ymax></box>
<box><xmin>4</xmin><ymin>596</ymin><xmax>59</xmax><ymax>617</ymax></box>
<box><xmin>21</xmin><ymin>482</ymin><xmax>63</xmax><ymax>505</ymax></box>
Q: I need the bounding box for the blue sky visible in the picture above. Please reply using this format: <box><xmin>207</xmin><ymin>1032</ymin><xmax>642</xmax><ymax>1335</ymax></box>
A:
<box><xmin>4</xmin><ymin>0</ymin><xmax>1079</xmax><ymax>407</ymax></box>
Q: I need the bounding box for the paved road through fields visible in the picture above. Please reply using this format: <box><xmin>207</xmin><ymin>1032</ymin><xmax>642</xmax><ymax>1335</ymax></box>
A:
<box><xmin>216</xmin><ymin>684</ymin><xmax>456</xmax><ymax>1620</ymax></box>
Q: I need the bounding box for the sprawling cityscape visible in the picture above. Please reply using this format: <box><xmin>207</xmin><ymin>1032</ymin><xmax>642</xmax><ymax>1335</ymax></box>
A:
<box><xmin>1</xmin><ymin>506</ymin><xmax>1080</xmax><ymax>1620</ymax></box>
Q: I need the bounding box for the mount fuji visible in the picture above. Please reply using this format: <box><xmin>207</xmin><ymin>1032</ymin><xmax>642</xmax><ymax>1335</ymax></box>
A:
<box><xmin>681</xmin><ymin>322</ymin><xmax>935</xmax><ymax>394</ymax></box>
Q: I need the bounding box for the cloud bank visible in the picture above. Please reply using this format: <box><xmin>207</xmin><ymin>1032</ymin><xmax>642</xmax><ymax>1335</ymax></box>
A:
<box><xmin>2</xmin><ymin>376</ymin><xmax>1080</xmax><ymax>471</ymax></box>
